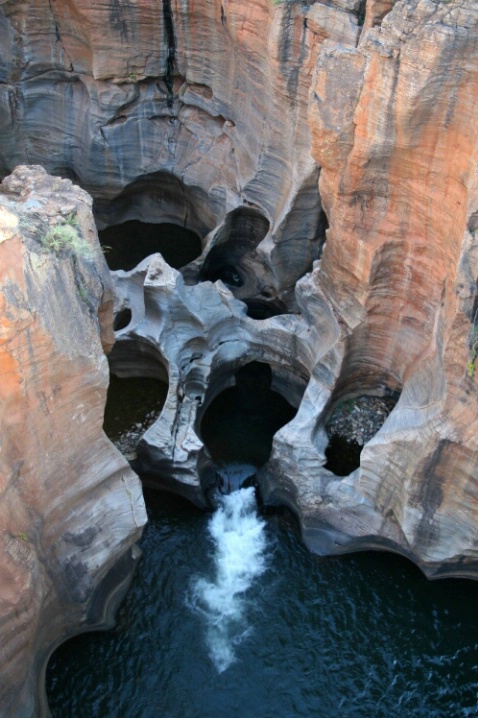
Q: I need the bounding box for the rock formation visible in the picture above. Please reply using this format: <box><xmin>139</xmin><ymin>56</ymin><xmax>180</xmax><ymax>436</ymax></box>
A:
<box><xmin>1</xmin><ymin>0</ymin><xmax>478</xmax><ymax>711</ymax></box>
<box><xmin>0</xmin><ymin>166</ymin><xmax>147</xmax><ymax>717</ymax></box>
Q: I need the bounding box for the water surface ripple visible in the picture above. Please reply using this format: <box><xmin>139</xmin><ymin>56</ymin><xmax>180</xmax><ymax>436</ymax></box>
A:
<box><xmin>47</xmin><ymin>490</ymin><xmax>478</xmax><ymax>717</ymax></box>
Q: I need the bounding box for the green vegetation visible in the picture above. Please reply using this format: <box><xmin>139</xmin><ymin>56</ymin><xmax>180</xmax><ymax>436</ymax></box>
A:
<box><xmin>40</xmin><ymin>216</ymin><xmax>91</xmax><ymax>259</ymax></box>
<box><xmin>64</xmin><ymin>211</ymin><xmax>79</xmax><ymax>227</ymax></box>
<box><xmin>337</xmin><ymin>398</ymin><xmax>354</xmax><ymax>414</ymax></box>
<box><xmin>467</xmin><ymin>312</ymin><xmax>478</xmax><ymax>378</ymax></box>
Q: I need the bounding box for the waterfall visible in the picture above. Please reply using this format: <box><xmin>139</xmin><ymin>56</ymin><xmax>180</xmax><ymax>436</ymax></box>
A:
<box><xmin>189</xmin><ymin>486</ymin><xmax>268</xmax><ymax>672</ymax></box>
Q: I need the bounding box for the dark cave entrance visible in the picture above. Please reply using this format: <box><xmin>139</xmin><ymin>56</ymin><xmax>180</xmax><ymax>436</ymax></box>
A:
<box><xmin>243</xmin><ymin>299</ymin><xmax>287</xmax><ymax>320</ymax></box>
<box><xmin>93</xmin><ymin>170</ymin><xmax>215</xmax><ymax>273</ymax></box>
<box><xmin>98</xmin><ymin>220</ymin><xmax>202</xmax><ymax>272</ymax></box>
<box><xmin>103</xmin><ymin>374</ymin><xmax>168</xmax><ymax>452</ymax></box>
<box><xmin>113</xmin><ymin>307</ymin><xmax>132</xmax><ymax>332</ymax></box>
<box><xmin>104</xmin><ymin>339</ymin><xmax>169</xmax><ymax>457</ymax></box>
<box><xmin>324</xmin><ymin>392</ymin><xmax>400</xmax><ymax>476</ymax></box>
<box><xmin>199</xmin><ymin>362</ymin><xmax>297</xmax><ymax>490</ymax></box>
<box><xmin>199</xmin><ymin>207</ymin><xmax>270</xmax><ymax>288</ymax></box>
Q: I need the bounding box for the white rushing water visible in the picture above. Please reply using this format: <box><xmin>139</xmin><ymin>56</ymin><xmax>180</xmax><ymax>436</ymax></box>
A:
<box><xmin>189</xmin><ymin>486</ymin><xmax>268</xmax><ymax>672</ymax></box>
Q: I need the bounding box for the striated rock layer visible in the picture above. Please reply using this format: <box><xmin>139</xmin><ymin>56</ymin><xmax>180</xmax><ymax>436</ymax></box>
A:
<box><xmin>0</xmin><ymin>166</ymin><xmax>147</xmax><ymax>717</ymax></box>
<box><xmin>1</xmin><ymin>0</ymin><xmax>478</xmax><ymax>711</ymax></box>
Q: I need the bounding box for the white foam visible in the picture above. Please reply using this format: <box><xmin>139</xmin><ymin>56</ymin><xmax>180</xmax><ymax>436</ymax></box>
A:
<box><xmin>189</xmin><ymin>487</ymin><xmax>268</xmax><ymax>672</ymax></box>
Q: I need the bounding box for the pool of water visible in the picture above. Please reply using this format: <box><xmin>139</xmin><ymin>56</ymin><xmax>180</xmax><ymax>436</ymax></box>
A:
<box><xmin>46</xmin><ymin>486</ymin><xmax>478</xmax><ymax>717</ymax></box>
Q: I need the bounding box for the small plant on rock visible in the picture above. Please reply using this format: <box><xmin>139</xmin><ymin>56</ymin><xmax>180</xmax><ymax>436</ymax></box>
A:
<box><xmin>40</xmin><ymin>222</ymin><xmax>91</xmax><ymax>259</ymax></box>
<box><xmin>467</xmin><ymin>310</ymin><xmax>478</xmax><ymax>377</ymax></box>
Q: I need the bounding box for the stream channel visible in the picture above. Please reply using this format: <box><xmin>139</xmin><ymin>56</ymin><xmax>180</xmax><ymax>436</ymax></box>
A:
<box><xmin>46</xmin><ymin>374</ymin><xmax>478</xmax><ymax>717</ymax></box>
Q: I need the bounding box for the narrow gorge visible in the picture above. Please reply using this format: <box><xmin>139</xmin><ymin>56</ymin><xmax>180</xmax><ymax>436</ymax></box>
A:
<box><xmin>1</xmin><ymin>0</ymin><xmax>478</xmax><ymax>715</ymax></box>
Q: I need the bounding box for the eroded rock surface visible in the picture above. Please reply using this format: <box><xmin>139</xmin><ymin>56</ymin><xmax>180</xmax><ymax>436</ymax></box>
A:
<box><xmin>0</xmin><ymin>166</ymin><xmax>147</xmax><ymax>717</ymax></box>
<box><xmin>1</xmin><ymin>7</ymin><xmax>478</xmax><ymax>714</ymax></box>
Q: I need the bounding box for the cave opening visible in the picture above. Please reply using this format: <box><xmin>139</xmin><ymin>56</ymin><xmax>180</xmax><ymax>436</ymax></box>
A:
<box><xmin>103</xmin><ymin>374</ymin><xmax>168</xmax><ymax>456</ymax></box>
<box><xmin>98</xmin><ymin>220</ymin><xmax>202</xmax><ymax>272</ymax></box>
<box><xmin>244</xmin><ymin>299</ymin><xmax>287</xmax><ymax>320</ymax></box>
<box><xmin>113</xmin><ymin>307</ymin><xmax>132</xmax><ymax>332</ymax></box>
<box><xmin>324</xmin><ymin>392</ymin><xmax>400</xmax><ymax>476</ymax></box>
<box><xmin>199</xmin><ymin>207</ymin><xmax>270</xmax><ymax>288</ymax></box>
<box><xmin>199</xmin><ymin>361</ymin><xmax>297</xmax><ymax>491</ymax></box>
<box><xmin>104</xmin><ymin>339</ymin><xmax>169</xmax><ymax>458</ymax></box>
<box><xmin>93</xmin><ymin>170</ymin><xmax>215</xmax><ymax>273</ymax></box>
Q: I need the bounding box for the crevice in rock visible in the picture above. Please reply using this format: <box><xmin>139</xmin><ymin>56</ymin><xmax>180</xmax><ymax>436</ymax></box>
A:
<box><xmin>316</xmin><ymin>207</ymin><xmax>329</xmax><ymax>260</ymax></box>
<box><xmin>357</xmin><ymin>0</ymin><xmax>367</xmax><ymax>27</ymax></box>
<box><xmin>162</xmin><ymin>0</ymin><xmax>176</xmax><ymax>107</ymax></box>
<box><xmin>48</xmin><ymin>0</ymin><xmax>74</xmax><ymax>71</ymax></box>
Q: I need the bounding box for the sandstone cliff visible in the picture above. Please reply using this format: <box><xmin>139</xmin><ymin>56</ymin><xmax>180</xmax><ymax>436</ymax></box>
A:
<box><xmin>1</xmin><ymin>0</ymin><xmax>478</xmax><ymax>712</ymax></box>
<box><xmin>0</xmin><ymin>166</ymin><xmax>147</xmax><ymax>717</ymax></box>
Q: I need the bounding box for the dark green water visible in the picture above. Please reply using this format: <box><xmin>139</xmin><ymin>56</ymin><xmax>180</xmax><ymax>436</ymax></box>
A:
<box><xmin>46</xmin><ymin>368</ymin><xmax>478</xmax><ymax>717</ymax></box>
<box><xmin>46</xmin><ymin>487</ymin><xmax>478</xmax><ymax>718</ymax></box>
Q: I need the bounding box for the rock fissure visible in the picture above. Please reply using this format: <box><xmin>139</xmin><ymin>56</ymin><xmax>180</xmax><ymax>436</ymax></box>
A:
<box><xmin>47</xmin><ymin>0</ymin><xmax>74</xmax><ymax>72</ymax></box>
<box><xmin>162</xmin><ymin>0</ymin><xmax>176</xmax><ymax>107</ymax></box>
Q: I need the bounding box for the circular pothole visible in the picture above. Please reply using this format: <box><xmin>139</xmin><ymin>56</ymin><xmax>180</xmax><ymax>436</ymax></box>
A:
<box><xmin>324</xmin><ymin>394</ymin><xmax>398</xmax><ymax>476</ymax></box>
<box><xmin>200</xmin><ymin>362</ymin><xmax>297</xmax><ymax>477</ymax></box>
<box><xmin>103</xmin><ymin>374</ymin><xmax>168</xmax><ymax>457</ymax></box>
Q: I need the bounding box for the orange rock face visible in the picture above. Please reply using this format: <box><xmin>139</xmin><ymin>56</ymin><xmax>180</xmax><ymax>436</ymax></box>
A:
<box><xmin>0</xmin><ymin>166</ymin><xmax>147</xmax><ymax>717</ymax></box>
<box><xmin>1</xmin><ymin>0</ymin><xmax>478</xmax><ymax>711</ymax></box>
<box><xmin>303</xmin><ymin>0</ymin><xmax>478</xmax><ymax>573</ymax></box>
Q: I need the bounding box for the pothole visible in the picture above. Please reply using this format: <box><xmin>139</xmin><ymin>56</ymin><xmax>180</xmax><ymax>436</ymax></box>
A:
<box><xmin>244</xmin><ymin>299</ymin><xmax>287</xmax><ymax>320</ymax></box>
<box><xmin>99</xmin><ymin>220</ymin><xmax>202</xmax><ymax>272</ymax></box>
<box><xmin>324</xmin><ymin>394</ymin><xmax>398</xmax><ymax>476</ymax></box>
<box><xmin>199</xmin><ymin>361</ymin><xmax>297</xmax><ymax>490</ymax></box>
<box><xmin>113</xmin><ymin>307</ymin><xmax>132</xmax><ymax>331</ymax></box>
<box><xmin>103</xmin><ymin>374</ymin><xmax>168</xmax><ymax>459</ymax></box>
<box><xmin>199</xmin><ymin>207</ymin><xmax>269</xmax><ymax>288</ymax></box>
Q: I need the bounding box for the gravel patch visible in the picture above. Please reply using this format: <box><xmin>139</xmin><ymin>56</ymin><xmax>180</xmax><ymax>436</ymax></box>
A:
<box><xmin>326</xmin><ymin>395</ymin><xmax>397</xmax><ymax>447</ymax></box>
<box><xmin>112</xmin><ymin>409</ymin><xmax>161</xmax><ymax>459</ymax></box>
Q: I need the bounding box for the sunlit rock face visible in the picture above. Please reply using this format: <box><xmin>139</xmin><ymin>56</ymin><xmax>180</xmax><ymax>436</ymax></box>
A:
<box><xmin>0</xmin><ymin>166</ymin><xmax>147</xmax><ymax>718</ymax></box>
<box><xmin>0</xmin><ymin>0</ymin><xmax>348</xmax><ymax>298</ymax></box>
<box><xmin>1</xmin><ymin>0</ymin><xmax>478</xmax><ymax>651</ymax></box>
<box><xmin>300</xmin><ymin>0</ymin><xmax>478</xmax><ymax>576</ymax></box>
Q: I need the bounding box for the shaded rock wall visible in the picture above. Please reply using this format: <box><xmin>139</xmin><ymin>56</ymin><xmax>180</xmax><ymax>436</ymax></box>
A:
<box><xmin>0</xmin><ymin>0</ymin><xmax>346</xmax><ymax>296</ymax></box>
<box><xmin>0</xmin><ymin>166</ymin><xmax>147</xmax><ymax>717</ymax></box>
<box><xmin>1</xmin><ymin>0</ymin><xmax>478</xmax><ymax>694</ymax></box>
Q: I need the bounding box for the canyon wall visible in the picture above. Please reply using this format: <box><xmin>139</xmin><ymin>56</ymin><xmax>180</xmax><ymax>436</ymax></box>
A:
<box><xmin>0</xmin><ymin>166</ymin><xmax>147</xmax><ymax>717</ymax></box>
<box><xmin>1</xmin><ymin>0</ymin><xmax>478</xmax><ymax>713</ymax></box>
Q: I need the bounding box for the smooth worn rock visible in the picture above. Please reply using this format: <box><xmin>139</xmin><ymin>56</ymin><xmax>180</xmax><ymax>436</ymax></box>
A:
<box><xmin>0</xmin><ymin>166</ymin><xmax>147</xmax><ymax>718</ymax></box>
<box><xmin>0</xmin><ymin>6</ymin><xmax>478</xmax><ymax>716</ymax></box>
<box><xmin>0</xmin><ymin>0</ymin><xmax>364</xmax><ymax>298</ymax></box>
